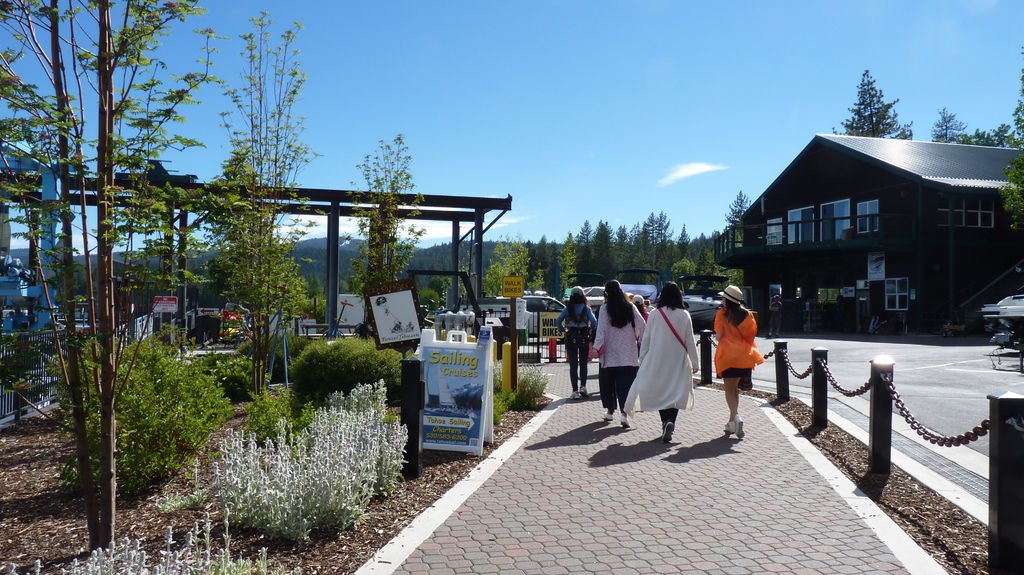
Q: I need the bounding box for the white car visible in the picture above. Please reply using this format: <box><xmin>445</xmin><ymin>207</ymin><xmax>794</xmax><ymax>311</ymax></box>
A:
<box><xmin>471</xmin><ymin>295</ymin><xmax>565</xmax><ymax>335</ymax></box>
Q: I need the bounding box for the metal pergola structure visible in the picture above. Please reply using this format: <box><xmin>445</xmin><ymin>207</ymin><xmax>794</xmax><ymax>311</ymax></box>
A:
<box><xmin>15</xmin><ymin>169</ymin><xmax>513</xmax><ymax>326</ymax></box>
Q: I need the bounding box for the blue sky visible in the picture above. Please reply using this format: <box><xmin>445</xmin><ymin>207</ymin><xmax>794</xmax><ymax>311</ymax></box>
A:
<box><xmin>25</xmin><ymin>0</ymin><xmax>1024</xmax><ymax>247</ymax></box>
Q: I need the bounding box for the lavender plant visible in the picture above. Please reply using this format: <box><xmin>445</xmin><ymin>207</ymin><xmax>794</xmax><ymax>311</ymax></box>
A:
<box><xmin>215</xmin><ymin>382</ymin><xmax>407</xmax><ymax>540</ymax></box>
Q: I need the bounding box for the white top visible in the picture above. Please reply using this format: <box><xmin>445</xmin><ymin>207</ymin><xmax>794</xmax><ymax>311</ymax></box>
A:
<box><xmin>593</xmin><ymin>303</ymin><xmax>646</xmax><ymax>367</ymax></box>
<box><xmin>625</xmin><ymin>306</ymin><xmax>700</xmax><ymax>413</ymax></box>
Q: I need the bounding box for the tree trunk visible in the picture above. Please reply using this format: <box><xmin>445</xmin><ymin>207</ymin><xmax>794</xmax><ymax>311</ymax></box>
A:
<box><xmin>95</xmin><ymin>1</ymin><xmax>118</xmax><ymax>549</ymax></box>
<box><xmin>49</xmin><ymin>0</ymin><xmax>100</xmax><ymax>549</ymax></box>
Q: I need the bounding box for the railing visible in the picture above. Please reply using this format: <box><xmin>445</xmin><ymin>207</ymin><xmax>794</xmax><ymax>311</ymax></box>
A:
<box><xmin>693</xmin><ymin>332</ymin><xmax>1021</xmax><ymax>569</ymax></box>
<box><xmin>1</xmin><ymin>330</ymin><xmax>64</xmax><ymax>423</ymax></box>
<box><xmin>715</xmin><ymin>213</ymin><xmax>918</xmax><ymax>262</ymax></box>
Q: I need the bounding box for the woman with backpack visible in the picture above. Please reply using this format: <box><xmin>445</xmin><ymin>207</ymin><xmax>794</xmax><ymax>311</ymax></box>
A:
<box><xmin>556</xmin><ymin>286</ymin><xmax>598</xmax><ymax>400</ymax></box>
<box><xmin>593</xmin><ymin>280</ymin><xmax>646</xmax><ymax>428</ymax></box>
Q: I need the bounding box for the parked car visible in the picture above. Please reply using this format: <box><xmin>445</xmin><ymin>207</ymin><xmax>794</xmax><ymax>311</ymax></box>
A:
<box><xmin>470</xmin><ymin>295</ymin><xmax>565</xmax><ymax>335</ymax></box>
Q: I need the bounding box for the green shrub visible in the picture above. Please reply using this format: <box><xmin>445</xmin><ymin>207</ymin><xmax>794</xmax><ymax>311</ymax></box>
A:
<box><xmin>193</xmin><ymin>352</ymin><xmax>253</xmax><ymax>402</ymax></box>
<box><xmin>60</xmin><ymin>338</ymin><xmax>233</xmax><ymax>495</ymax></box>
<box><xmin>510</xmin><ymin>364</ymin><xmax>548</xmax><ymax>410</ymax></box>
<box><xmin>290</xmin><ymin>338</ymin><xmax>402</xmax><ymax>405</ymax></box>
<box><xmin>246</xmin><ymin>388</ymin><xmax>315</xmax><ymax>443</ymax></box>
<box><xmin>493</xmin><ymin>391</ymin><xmax>509</xmax><ymax>425</ymax></box>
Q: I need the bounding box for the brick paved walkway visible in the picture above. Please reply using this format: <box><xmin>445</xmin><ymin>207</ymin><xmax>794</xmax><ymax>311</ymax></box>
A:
<box><xmin>385</xmin><ymin>362</ymin><xmax>940</xmax><ymax>575</ymax></box>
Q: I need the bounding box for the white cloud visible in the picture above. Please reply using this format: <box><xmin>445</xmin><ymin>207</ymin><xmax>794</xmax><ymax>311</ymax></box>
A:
<box><xmin>287</xmin><ymin>213</ymin><xmax>527</xmax><ymax>246</ymax></box>
<box><xmin>658</xmin><ymin>162</ymin><xmax>728</xmax><ymax>187</ymax></box>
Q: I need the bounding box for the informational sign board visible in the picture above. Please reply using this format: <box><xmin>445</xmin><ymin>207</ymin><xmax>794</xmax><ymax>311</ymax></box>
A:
<box><xmin>539</xmin><ymin>311</ymin><xmax>561</xmax><ymax>338</ymax></box>
<box><xmin>337</xmin><ymin>294</ymin><xmax>366</xmax><ymax>327</ymax></box>
<box><xmin>152</xmin><ymin>296</ymin><xmax>178</xmax><ymax>313</ymax></box>
<box><xmin>501</xmin><ymin>275</ymin><xmax>525</xmax><ymax>297</ymax></box>
<box><xmin>363</xmin><ymin>279</ymin><xmax>422</xmax><ymax>350</ymax></box>
<box><xmin>420</xmin><ymin>327</ymin><xmax>494</xmax><ymax>455</ymax></box>
<box><xmin>196</xmin><ymin>307</ymin><xmax>221</xmax><ymax>317</ymax></box>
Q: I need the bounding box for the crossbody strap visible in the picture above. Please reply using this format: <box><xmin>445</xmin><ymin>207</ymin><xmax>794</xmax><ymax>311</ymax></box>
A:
<box><xmin>659</xmin><ymin>307</ymin><xmax>689</xmax><ymax>356</ymax></box>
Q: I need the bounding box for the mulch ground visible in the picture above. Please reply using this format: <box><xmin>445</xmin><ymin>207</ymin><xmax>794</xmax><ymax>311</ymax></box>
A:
<box><xmin>0</xmin><ymin>388</ymin><xmax>1002</xmax><ymax>574</ymax></box>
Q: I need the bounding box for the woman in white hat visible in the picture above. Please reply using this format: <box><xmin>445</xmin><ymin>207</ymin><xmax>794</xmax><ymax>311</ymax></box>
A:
<box><xmin>713</xmin><ymin>285</ymin><xmax>764</xmax><ymax>439</ymax></box>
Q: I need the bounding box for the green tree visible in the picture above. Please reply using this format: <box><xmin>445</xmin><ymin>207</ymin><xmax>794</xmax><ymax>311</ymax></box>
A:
<box><xmin>840</xmin><ymin>70</ymin><xmax>913</xmax><ymax>139</ymax></box>
<box><xmin>351</xmin><ymin>134</ymin><xmax>423</xmax><ymax>292</ymax></box>
<box><xmin>958</xmin><ymin>124</ymin><xmax>1014</xmax><ymax>147</ymax></box>
<box><xmin>210</xmin><ymin>15</ymin><xmax>310</xmax><ymax>396</ymax></box>
<box><xmin>592</xmin><ymin>221</ymin><xmax>616</xmax><ymax>279</ymax></box>
<box><xmin>482</xmin><ymin>236</ymin><xmax>529</xmax><ymax>296</ymax></box>
<box><xmin>0</xmin><ymin>0</ymin><xmax>213</xmax><ymax>549</ymax></box>
<box><xmin>931</xmin><ymin>107</ymin><xmax>967</xmax><ymax>143</ymax></box>
<box><xmin>725</xmin><ymin>191</ymin><xmax>750</xmax><ymax>226</ymax></box>
<box><xmin>558</xmin><ymin>233</ymin><xmax>577</xmax><ymax>293</ymax></box>
<box><xmin>1001</xmin><ymin>53</ymin><xmax>1024</xmax><ymax>229</ymax></box>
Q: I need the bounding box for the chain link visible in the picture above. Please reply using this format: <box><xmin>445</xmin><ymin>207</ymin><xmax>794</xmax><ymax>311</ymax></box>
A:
<box><xmin>816</xmin><ymin>358</ymin><xmax>871</xmax><ymax>397</ymax></box>
<box><xmin>762</xmin><ymin>350</ymin><xmax>775</xmax><ymax>360</ymax></box>
<box><xmin>778</xmin><ymin>349</ymin><xmax>812</xmax><ymax>379</ymax></box>
<box><xmin>881</xmin><ymin>373</ymin><xmax>990</xmax><ymax>447</ymax></box>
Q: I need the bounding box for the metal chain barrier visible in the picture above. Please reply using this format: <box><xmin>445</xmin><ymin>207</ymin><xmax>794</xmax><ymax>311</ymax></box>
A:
<box><xmin>779</xmin><ymin>349</ymin><xmax>812</xmax><ymax>379</ymax></box>
<box><xmin>880</xmin><ymin>373</ymin><xmax>990</xmax><ymax>447</ymax></box>
<box><xmin>762</xmin><ymin>350</ymin><xmax>774</xmax><ymax>360</ymax></box>
<box><xmin>817</xmin><ymin>358</ymin><xmax>871</xmax><ymax>397</ymax></box>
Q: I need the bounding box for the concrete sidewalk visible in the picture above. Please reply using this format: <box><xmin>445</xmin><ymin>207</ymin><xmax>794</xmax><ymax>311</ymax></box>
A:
<box><xmin>361</xmin><ymin>362</ymin><xmax>946</xmax><ymax>575</ymax></box>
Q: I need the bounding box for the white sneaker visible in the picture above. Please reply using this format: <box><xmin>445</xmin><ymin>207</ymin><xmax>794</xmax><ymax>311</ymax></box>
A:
<box><xmin>570</xmin><ymin>391</ymin><xmax>581</xmax><ymax>400</ymax></box>
<box><xmin>734</xmin><ymin>415</ymin><xmax>745</xmax><ymax>439</ymax></box>
<box><xmin>620</xmin><ymin>413</ymin><xmax>630</xmax><ymax>428</ymax></box>
<box><xmin>602</xmin><ymin>411</ymin><xmax>614</xmax><ymax>422</ymax></box>
<box><xmin>579</xmin><ymin>386</ymin><xmax>588</xmax><ymax>398</ymax></box>
<box><xmin>724</xmin><ymin>420</ymin><xmax>736</xmax><ymax>435</ymax></box>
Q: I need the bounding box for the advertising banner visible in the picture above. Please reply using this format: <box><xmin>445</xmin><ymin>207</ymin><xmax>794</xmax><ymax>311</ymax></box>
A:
<box><xmin>421</xmin><ymin>329</ymin><xmax>494</xmax><ymax>455</ymax></box>
<box><xmin>539</xmin><ymin>311</ymin><xmax>561</xmax><ymax>339</ymax></box>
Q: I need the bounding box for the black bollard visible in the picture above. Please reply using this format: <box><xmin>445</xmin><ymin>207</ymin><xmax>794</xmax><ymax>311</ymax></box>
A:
<box><xmin>868</xmin><ymin>356</ymin><xmax>895</xmax><ymax>475</ymax></box>
<box><xmin>700</xmin><ymin>330</ymin><xmax>712</xmax><ymax>386</ymax></box>
<box><xmin>400</xmin><ymin>357</ymin><xmax>424</xmax><ymax>480</ymax></box>
<box><xmin>774</xmin><ymin>340</ymin><xmax>790</xmax><ymax>401</ymax></box>
<box><xmin>989</xmin><ymin>391</ymin><xmax>1024</xmax><ymax>570</ymax></box>
<box><xmin>811</xmin><ymin>347</ymin><xmax>829</xmax><ymax>427</ymax></box>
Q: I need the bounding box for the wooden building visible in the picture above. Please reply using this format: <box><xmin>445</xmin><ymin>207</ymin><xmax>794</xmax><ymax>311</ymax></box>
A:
<box><xmin>715</xmin><ymin>134</ymin><xmax>1023</xmax><ymax>333</ymax></box>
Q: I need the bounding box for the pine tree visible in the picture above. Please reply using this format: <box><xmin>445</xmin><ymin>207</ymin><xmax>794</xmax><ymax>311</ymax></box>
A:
<box><xmin>840</xmin><ymin>70</ymin><xmax>913</xmax><ymax>139</ymax></box>
<box><xmin>1001</xmin><ymin>54</ymin><xmax>1024</xmax><ymax>229</ymax></box>
<box><xmin>931</xmin><ymin>108</ymin><xmax>967</xmax><ymax>143</ymax></box>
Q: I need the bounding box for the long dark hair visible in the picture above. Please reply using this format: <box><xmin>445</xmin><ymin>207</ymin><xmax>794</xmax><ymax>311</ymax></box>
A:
<box><xmin>568</xmin><ymin>290</ymin><xmax>587</xmax><ymax>320</ymax></box>
<box><xmin>723</xmin><ymin>297</ymin><xmax>750</xmax><ymax>326</ymax></box>
<box><xmin>604</xmin><ymin>280</ymin><xmax>632</xmax><ymax>328</ymax></box>
<box><xmin>657</xmin><ymin>282</ymin><xmax>684</xmax><ymax>310</ymax></box>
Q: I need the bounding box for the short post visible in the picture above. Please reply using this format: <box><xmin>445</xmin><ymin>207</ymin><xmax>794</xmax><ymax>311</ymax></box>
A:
<box><xmin>700</xmin><ymin>330</ymin><xmax>712</xmax><ymax>386</ymax></box>
<box><xmin>811</xmin><ymin>347</ymin><xmax>829</xmax><ymax>427</ymax></box>
<box><xmin>774</xmin><ymin>340</ymin><xmax>790</xmax><ymax>401</ymax></box>
<box><xmin>989</xmin><ymin>391</ymin><xmax>1024</xmax><ymax>570</ymax></box>
<box><xmin>400</xmin><ymin>358</ymin><xmax>423</xmax><ymax>480</ymax></box>
<box><xmin>868</xmin><ymin>356</ymin><xmax>895</xmax><ymax>475</ymax></box>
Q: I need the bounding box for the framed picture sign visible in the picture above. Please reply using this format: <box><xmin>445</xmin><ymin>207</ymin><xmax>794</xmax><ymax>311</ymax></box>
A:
<box><xmin>363</xmin><ymin>279</ymin><xmax>422</xmax><ymax>350</ymax></box>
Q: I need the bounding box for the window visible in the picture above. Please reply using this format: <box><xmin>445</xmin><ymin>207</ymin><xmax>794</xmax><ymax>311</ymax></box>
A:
<box><xmin>939</xmin><ymin>198</ymin><xmax>993</xmax><ymax>228</ymax></box>
<box><xmin>766</xmin><ymin>217</ymin><xmax>783</xmax><ymax>245</ymax></box>
<box><xmin>787</xmin><ymin>206</ymin><xmax>814</xmax><ymax>244</ymax></box>
<box><xmin>820</xmin><ymin>199</ymin><xmax>851</xmax><ymax>241</ymax></box>
<box><xmin>857</xmin><ymin>199</ymin><xmax>878</xmax><ymax>233</ymax></box>
<box><xmin>885</xmin><ymin>277</ymin><xmax>908</xmax><ymax>311</ymax></box>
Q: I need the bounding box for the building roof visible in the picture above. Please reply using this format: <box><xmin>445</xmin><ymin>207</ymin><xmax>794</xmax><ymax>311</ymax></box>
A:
<box><xmin>816</xmin><ymin>134</ymin><xmax>1020</xmax><ymax>190</ymax></box>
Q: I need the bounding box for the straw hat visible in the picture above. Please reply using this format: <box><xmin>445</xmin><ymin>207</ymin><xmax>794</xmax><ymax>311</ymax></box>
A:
<box><xmin>719</xmin><ymin>285</ymin><xmax>744</xmax><ymax>305</ymax></box>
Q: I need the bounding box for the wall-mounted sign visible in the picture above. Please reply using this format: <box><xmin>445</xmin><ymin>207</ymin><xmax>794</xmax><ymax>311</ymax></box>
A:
<box><xmin>867</xmin><ymin>252</ymin><xmax>885</xmax><ymax>281</ymax></box>
<box><xmin>539</xmin><ymin>311</ymin><xmax>561</xmax><ymax>339</ymax></box>
<box><xmin>152</xmin><ymin>296</ymin><xmax>178</xmax><ymax>313</ymax></box>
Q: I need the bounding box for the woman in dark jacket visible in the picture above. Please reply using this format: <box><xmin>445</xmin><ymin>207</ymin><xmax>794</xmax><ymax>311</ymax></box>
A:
<box><xmin>556</xmin><ymin>286</ymin><xmax>598</xmax><ymax>399</ymax></box>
